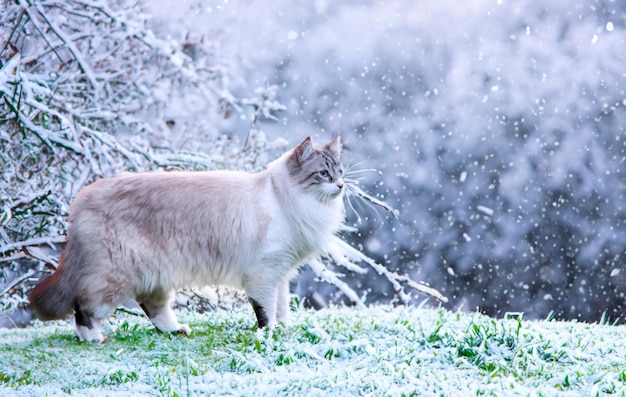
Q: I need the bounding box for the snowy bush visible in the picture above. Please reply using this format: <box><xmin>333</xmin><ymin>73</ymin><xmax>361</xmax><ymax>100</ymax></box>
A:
<box><xmin>177</xmin><ymin>0</ymin><xmax>626</xmax><ymax>321</ymax></box>
<box><xmin>1</xmin><ymin>0</ymin><xmax>435</xmax><ymax>322</ymax></box>
<box><xmin>0</xmin><ymin>0</ymin><xmax>285</xmax><ymax>314</ymax></box>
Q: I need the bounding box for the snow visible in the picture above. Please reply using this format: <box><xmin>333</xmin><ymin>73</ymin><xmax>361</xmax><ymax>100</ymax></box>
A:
<box><xmin>2</xmin><ymin>5</ymin><xmax>626</xmax><ymax>397</ymax></box>
<box><xmin>1</xmin><ymin>305</ymin><xmax>625</xmax><ymax>396</ymax></box>
<box><xmin>2</xmin><ymin>0</ymin><xmax>626</xmax><ymax>356</ymax></box>
<box><xmin>476</xmin><ymin>205</ymin><xmax>494</xmax><ymax>216</ymax></box>
<box><xmin>137</xmin><ymin>0</ymin><xmax>626</xmax><ymax>322</ymax></box>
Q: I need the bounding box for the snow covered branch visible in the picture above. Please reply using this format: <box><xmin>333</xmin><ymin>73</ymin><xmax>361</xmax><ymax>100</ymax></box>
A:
<box><xmin>307</xmin><ymin>183</ymin><xmax>447</xmax><ymax>307</ymax></box>
<box><xmin>0</xmin><ymin>0</ymin><xmax>286</xmax><ymax>313</ymax></box>
<box><xmin>327</xmin><ymin>236</ymin><xmax>448</xmax><ymax>304</ymax></box>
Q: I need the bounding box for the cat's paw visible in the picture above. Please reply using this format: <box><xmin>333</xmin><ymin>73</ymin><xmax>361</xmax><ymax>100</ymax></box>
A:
<box><xmin>76</xmin><ymin>324</ymin><xmax>106</xmax><ymax>343</ymax></box>
<box><xmin>176</xmin><ymin>324</ymin><xmax>192</xmax><ymax>336</ymax></box>
<box><xmin>255</xmin><ymin>325</ymin><xmax>275</xmax><ymax>341</ymax></box>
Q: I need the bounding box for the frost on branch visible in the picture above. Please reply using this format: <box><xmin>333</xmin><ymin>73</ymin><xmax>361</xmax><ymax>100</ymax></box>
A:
<box><xmin>308</xmin><ymin>188</ymin><xmax>448</xmax><ymax>307</ymax></box>
<box><xmin>0</xmin><ymin>0</ymin><xmax>283</xmax><ymax>314</ymax></box>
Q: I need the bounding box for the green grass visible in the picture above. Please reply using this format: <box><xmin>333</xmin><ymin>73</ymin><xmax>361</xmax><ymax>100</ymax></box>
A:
<box><xmin>1</xmin><ymin>305</ymin><xmax>625</xmax><ymax>396</ymax></box>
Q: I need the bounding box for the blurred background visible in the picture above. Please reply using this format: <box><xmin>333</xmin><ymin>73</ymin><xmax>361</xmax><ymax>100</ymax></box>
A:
<box><xmin>2</xmin><ymin>0</ymin><xmax>625</xmax><ymax>324</ymax></box>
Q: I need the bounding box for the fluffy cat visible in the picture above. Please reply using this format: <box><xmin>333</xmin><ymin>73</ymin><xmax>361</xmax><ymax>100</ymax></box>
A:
<box><xmin>29</xmin><ymin>136</ymin><xmax>345</xmax><ymax>342</ymax></box>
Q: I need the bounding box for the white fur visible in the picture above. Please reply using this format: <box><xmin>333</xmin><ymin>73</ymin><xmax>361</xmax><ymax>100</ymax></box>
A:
<box><xmin>58</xmin><ymin>138</ymin><xmax>345</xmax><ymax>340</ymax></box>
<box><xmin>150</xmin><ymin>309</ymin><xmax>191</xmax><ymax>335</ymax></box>
<box><xmin>76</xmin><ymin>321</ymin><xmax>105</xmax><ymax>343</ymax></box>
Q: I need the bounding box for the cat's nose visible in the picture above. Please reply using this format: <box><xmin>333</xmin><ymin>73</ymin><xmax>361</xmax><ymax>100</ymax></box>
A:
<box><xmin>336</xmin><ymin>179</ymin><xmax>344</xmax><ymax>189</ymax></box>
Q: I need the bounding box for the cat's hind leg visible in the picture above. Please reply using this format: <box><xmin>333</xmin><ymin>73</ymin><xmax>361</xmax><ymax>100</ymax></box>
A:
<box><xmin>74</xmin><ymin>302</ymin><xmax>109</xmax><ymax>343</ymax></box>
<box><xmin>140</xmin><ymin>290</ymin><xmax>191</xmax><ymax>336</ymax></box>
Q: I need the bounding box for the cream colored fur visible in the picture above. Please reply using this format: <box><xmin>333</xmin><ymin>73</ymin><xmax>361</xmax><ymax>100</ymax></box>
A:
<box><xmin>29</xmin><ymin>137</ymin><xmax>345</xmax><ymax>342</ymax></box>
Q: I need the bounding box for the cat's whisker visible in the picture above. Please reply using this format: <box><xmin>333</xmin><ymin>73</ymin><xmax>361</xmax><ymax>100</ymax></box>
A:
<box><xmin>312</xmin><ymin>185</ymin><xmax>340</xmax><ymax>204</ymax></box>
<box><xmin>344</xmin><ymin>180</ymin><xmax>399</xmax><ymax>220</ymax></box>
<box><xmin>344</xmin><ymin>177</ymin><xmax>362</xmax><ymax>186</ymax></box>
<box><xmin>344</xmin><ymin>159</ymin><xmax>379</xmax><ymax>176</ymax></box>
<box><xmin>344</xmin><ymin>168</ymin><xmax>378</xmax><ymax>176</ymax></box>
<box><xmin>343</xmin><ymin>187</ymin><xmax>363</xmax><ymax>223</ymax></box>
<box><xmin>343</xmin><ymin>165</ymin><xmax>380</xmax><ymax>190</ymax></box>
<box><xmin>344</xmin><ymin>158</ymin><xmax>371</xmax><ymax>173</ymax></box>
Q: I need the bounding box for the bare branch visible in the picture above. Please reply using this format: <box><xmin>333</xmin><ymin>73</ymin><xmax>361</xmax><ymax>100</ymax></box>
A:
<box><xmin>18</xmin><ymin>0</ymin><xmax>100</xmax><ymax>91</ymax></box>
<box><xmin>1</xmin><ymin>236</ymin><xmax>65</xmax><ymax>256</ymax></box>
<box><xmin>0</xmin><ymin>269</ymin><xmax>36</xmax><ymax>298</ymax></box>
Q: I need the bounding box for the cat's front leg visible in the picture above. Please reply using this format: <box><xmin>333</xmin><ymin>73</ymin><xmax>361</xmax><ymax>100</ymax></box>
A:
<box><xmin>244</xmin><ymin>280</ymin><xmax>278</xmax><ymax>328</ymax></box>
<box><xmin>276</xmin><ymin>279</ymin><xmax>291</xmax><ymax>325</ymax></box>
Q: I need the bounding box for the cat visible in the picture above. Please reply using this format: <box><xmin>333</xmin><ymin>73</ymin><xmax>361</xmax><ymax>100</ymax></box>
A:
<box><xmin>29</xmin><ymin>136</ymin><xmax>345</xmax><ymax>342</ymax></box>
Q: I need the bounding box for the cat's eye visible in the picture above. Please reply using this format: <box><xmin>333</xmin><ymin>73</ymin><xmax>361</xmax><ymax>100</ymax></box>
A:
<box><xmin>319</xmin><ymin>170</ymin><xmax>329</xmax><ymax>178</ymax></box>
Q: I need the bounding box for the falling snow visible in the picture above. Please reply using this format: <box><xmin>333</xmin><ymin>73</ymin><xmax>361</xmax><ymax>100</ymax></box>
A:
<box><xmin>141</xmin><ymin>0</ymin><xmax>626</xmax><ymax>322</ymax></box>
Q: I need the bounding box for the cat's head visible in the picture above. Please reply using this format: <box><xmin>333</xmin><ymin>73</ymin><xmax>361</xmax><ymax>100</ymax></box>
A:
<box><xmin>287</xmin><ymin>137</ymin><xmax>345</xmax><ymax>203</ymax></box>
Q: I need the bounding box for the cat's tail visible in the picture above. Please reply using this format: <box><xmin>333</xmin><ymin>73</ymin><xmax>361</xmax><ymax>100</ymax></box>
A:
<box><xmin>29</xmin><ymin>250</ymin><xmax>76</xmax><ymax>321</ymax></box>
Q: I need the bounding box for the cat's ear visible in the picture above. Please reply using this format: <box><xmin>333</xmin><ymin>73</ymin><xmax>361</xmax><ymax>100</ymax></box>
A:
<box><xmin>294</xmin><ymin>136</ymin><xmax>315</xmax><ymax>163</ymax></box>
<box><xmin>325</xmin><ymin>136</ymin><xmax>342</xmax><ymax>157</ymax></box>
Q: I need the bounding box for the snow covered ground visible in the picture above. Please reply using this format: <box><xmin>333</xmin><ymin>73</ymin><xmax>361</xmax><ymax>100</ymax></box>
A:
<box><xmin>1</xmin><ymin>305</ymin><xmax>625</xmax><ymax>396</ymax></box>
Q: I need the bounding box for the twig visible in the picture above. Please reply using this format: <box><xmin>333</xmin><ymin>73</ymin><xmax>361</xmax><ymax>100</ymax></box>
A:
<box><xmin>0</xmin><ymin>10</ymin><xmax>25</xmax><ymax>58</ymax></box>
<box><xmin>0</xmin><ymin>269</ymin><xmax>36</xmax><ymax>297</ymax></box>
<box><xmin>19</xmin><ymin>0</ymin><xmax>100</xmax><ymax>91</ymax></box>
<box><xmin>349</xmin><ymin>183</ymin><xmax>400</xmax><ymax>219</ymax></box>
<box><xmin>15</xmin><ymin>1</ymin><xmax>64</xmax><ymax>65</ymax></box>
<box><xmin>331</xmin><ymin>236</ymin><xmax>448</xmax><ymax>303</ymax></box>
<box><xmin>242</xmin><ymin>82</ymin><xmax>268</xmax><ymax>152</ymax></box>
<box><xmin>115</xmin><ymin>306</ymin><xmax>146</xmax><ymax>317</ymax></box>
<box><xmin>308</xmin><ymin>259</ymin><xmax>365</xmax><ymax>307</ymax></box>
<box><xmin>0</xmin><ymin>235</ymin><xmax>65</xmax><ymax>256</ymax></box>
